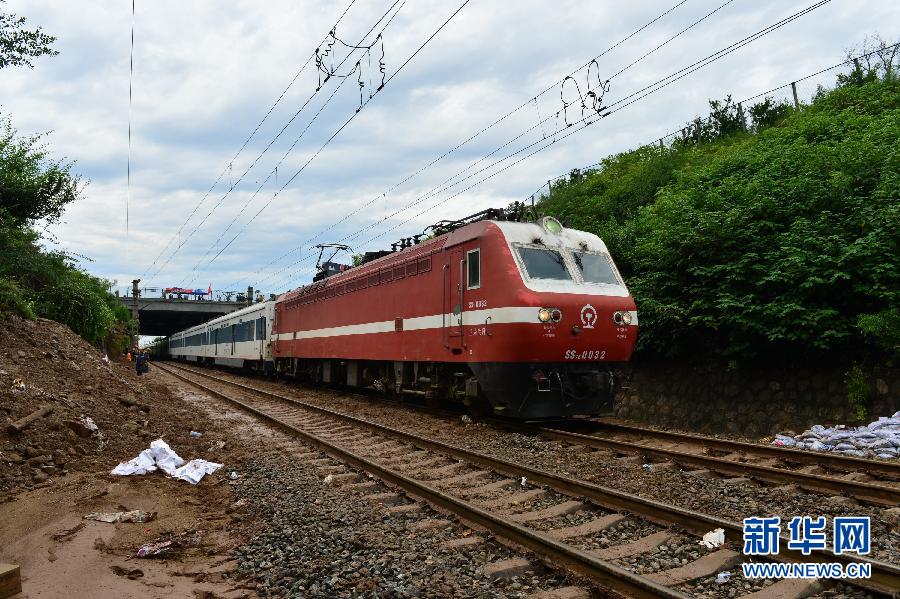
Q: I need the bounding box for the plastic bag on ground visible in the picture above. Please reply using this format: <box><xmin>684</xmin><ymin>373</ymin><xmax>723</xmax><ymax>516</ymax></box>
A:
<box><xmin>170</xmin><ymin>459</ymin><xmax>223</xmax><ymax>484</ymax></box>
<box><xmin>699</xmin><ymin>528</ymin><xmax>725</xmax><ymax>549</ymax></box>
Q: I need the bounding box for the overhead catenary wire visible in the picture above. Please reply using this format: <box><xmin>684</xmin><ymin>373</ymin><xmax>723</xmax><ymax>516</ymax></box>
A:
<box><xmin>140</xmin><ymin>0</ymin><xmax>361</xmax><ymax>282</ymax></box>
<box><xmin>173</xmin><ymin>1</ymin><xmax>408</xmax><ymax>287</ymax></box>
<box><xmin>178</xmin><ymin>0</ymin><xmax>474</xmax><ymax>288</ymax></box>
<box><xmin>534</xmin><ymin>38</ymin><xmax>900</xmax><ymax>202</ymax></box>
<box><xmin>259</xmin><ymin>0</ymin><xmax>741</xmax><ymax>289</ymax></box>
<box><xmin>150</xmin><ymin>0</ymin><xmax>405</xmax><ymax>287</ymax></box>
<box><xmin>270</xmin><ymin>0</ymin><xmax>835</xmax><ymax>291</ymax></box>
<box><xmin>239</xmin><ymin>0</ymin><xmax>693</xmax><ymax>289</ymax></box>
<box><xmin>125</xmin><ymin>0</ymin><xmax>135</xmax><ymax>253</ymax></box>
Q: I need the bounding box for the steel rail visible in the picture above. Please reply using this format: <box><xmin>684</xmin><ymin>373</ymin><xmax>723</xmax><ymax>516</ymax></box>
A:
<box><xmin>157</xmin><ymin>363</ymin><xmax>684</xmax><ymax>599</ymax></box>
<box><xmin>158</xmin><ymin>362</ymin><xmax>900</xmax><ymax>595</ymax></box>
<box><xmin>575</xmin><ymin>420</ymin><xmax>900</xmax><ymax>479</ymax></box>
<box><xmin>512</xmin><ymin>425</ymin><xmax>900</xmax><ymax>506</ymax></box>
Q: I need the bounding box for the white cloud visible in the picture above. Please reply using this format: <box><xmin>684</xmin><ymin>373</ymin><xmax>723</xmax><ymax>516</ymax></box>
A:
<box><xmin>2</xmin><ymin>0</ymin><xmax>897</xmax><ymax>296</ymax></box>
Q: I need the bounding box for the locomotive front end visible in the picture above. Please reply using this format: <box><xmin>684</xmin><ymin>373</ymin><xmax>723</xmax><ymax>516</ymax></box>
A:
<box><xmin>471</xmin><ymin>218</ymin><xmax>638</xmax><ymax>418</ymax></box>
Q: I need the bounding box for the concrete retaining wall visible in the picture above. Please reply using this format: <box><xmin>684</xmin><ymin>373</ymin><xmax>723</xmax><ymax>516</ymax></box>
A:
<box><xmin>613</xmin><ymin>360</ymin><xmax>899</xmax><ymax>437</ymax></box>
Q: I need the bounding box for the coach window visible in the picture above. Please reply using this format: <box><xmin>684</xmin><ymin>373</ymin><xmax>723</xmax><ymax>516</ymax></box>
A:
<box><xmin>467</xmin><ymin>248</ymin><xmax>480</xmax><ymax>290</ymax></box>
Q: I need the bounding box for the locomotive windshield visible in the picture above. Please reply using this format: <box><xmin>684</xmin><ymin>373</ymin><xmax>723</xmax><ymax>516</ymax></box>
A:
<box><xmin>572</xmin><ymin>251</ymin><xmax>620</xmax><ymax>285</ymax></box>
<box><xmin>517</xmin><ymin>247</ymin><xmax>572</xmax><ymax>281</ymax></box>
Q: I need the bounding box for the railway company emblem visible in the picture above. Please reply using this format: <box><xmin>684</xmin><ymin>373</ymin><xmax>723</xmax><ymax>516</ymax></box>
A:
<box><xmin>580</xmin><ymin>304</ymin><xmax>597</xmax><ymax>329</ymax></box>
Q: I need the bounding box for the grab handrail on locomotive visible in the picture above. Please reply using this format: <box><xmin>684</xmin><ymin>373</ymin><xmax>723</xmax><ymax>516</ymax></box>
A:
<box><xmin>165</xmin><ymin>204</ymin><xmax>638</xmax><ymax>419</ymax></box>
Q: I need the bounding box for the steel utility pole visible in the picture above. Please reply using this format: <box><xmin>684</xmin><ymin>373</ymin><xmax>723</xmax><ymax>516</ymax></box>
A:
<box><xmin>131</xmin><ymin>279</ymin><xmax>141</xmax><ymax>349</ymax></box>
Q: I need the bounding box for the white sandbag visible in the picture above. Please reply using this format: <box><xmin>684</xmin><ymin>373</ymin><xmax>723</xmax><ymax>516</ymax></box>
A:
<box><xmin>773</xmin><ymin>434</ymin><xmax>796</xmax><ymax>447</ymax></box>
<box><xmin>836</xmin><ymin>449</ymin><xmax>867</xmax><ymax>458</ymax></box>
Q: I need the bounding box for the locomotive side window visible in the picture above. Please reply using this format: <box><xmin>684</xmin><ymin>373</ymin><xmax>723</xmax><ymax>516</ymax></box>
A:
<box><xmin>572</xmin><ymin>251</ymin><xmax>620</xmax><ymax>285</ymax></box>
<box><xmin>517</xmin><ymin>247</ymin><xmax>572</xmax><ymax>281</ymax></box>
<box><xmin>467</xmin><ymin>249</ymin><xmax>480</xmax><ymax>290</ymax></box>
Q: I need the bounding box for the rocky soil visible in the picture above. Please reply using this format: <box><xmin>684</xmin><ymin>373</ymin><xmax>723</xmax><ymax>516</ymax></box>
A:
<box><xmin>229</xmin><ymin>451</ymin><xmax>582</xmax><ymax>598</ymax></box>
<box><xmin>0</xmin><ymin>316</ymin><xmax>218</xmax><ymax>499</ymax></box>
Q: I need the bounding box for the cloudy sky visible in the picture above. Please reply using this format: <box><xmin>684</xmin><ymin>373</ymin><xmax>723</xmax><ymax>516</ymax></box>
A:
<box><xmin>3</xmin><ymin>0</ymin><xmax>897</xmax><ymax>296</ymax></box>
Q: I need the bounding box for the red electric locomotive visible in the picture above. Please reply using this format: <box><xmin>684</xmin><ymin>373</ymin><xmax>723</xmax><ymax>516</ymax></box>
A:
<box><xmin>273</xmin><ymin>208</ymin><xmax>638</xmax><ymax>419</ymax></box>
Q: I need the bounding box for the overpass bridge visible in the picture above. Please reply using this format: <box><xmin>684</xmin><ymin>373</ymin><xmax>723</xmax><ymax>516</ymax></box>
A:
<box><xmin>120</xmin><ymin>282</ymin><xmax>272</xmax><ymax>338</ymax></box>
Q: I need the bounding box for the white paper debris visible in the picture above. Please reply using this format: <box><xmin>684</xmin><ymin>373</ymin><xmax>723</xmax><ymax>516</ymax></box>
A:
<box><xmin>111</xmin><ymin>438</ymin><xmax>217</xmax><ymax>483</ymax></box>
<box><xmin>111</xmin><ymin>448</ymin><xmax>157</xmax><ymax>476</ymax></box>
<box><xmin>699</xmin><ymin>528</ymin><xmax>725</xmax><ymax>549</ymax></box>
<box><xmin>774</xmin><ymin>411</ymin><xmax>900</xmax><ymax>459</ymax></box>
<box><xmin>171</xmin><ymin>459</ymin><xmax>223</xmax><ymax>484</ymax></box>
<box><xmin>150</xmin><ymin>439</ymin><xmax>185</xmax><ymax>475</ymax></box>
<box><xmin>323</xmin><ymin>474</ymin><xmax>335</xmax><ymax>485</ymax></box>
<box><xmin>715</xmin><ymin>571</ymin><xmax>732</xmax><ymax>584</ymax></box>
<box><xmin>80</xmin><ymin>415</ymin><xmax>99</xmax><ymax>434</ymax></box>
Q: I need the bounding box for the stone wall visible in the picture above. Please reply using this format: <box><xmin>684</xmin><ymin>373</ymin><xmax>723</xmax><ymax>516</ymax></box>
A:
<box><xmin>614</xmin><ymin>360</ymin><xmax>899</xmax><ymax>438</ymax></box>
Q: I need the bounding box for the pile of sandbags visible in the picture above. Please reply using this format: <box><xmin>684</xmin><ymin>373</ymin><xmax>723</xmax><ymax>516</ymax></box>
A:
<box><xmin>772</xmin><ymin>411</ymin><xmax>900</xmax><ymax>459</ymax></box>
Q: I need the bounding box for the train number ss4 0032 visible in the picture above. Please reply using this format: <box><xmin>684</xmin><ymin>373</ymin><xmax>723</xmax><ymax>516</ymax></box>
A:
<box><xmin>564</xmin><ymin>349</ymin><xmax>606</xmax><ymax>360</ymax></box>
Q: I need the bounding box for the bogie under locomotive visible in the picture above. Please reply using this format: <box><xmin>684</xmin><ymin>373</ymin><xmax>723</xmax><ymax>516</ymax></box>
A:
<box><xmin>271</xmin><ymin>213</ymin><xmax>637</xmax><ymax>419</ymax></box>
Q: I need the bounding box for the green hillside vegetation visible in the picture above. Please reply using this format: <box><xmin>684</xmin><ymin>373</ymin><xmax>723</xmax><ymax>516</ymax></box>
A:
<box><xmin>538</xmin><ymin>64</ymin><xmax>899</xmax><ymax>361</ymax></box>
<box><xmin>0</xmin><ymin>118</ymin><xmax>134</xmax><ymax>352</ymax></box>
<box><xmin>0</xmin><ymin>6</ymin><xmax>132</xmax><ymax>353</ymax></box>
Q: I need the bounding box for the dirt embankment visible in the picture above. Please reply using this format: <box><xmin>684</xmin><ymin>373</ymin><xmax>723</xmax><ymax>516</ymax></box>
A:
<box><xmin>0</xmin><ymin>316</ymin><xmax>214</xmax><ymax>498</ymax></box>
<box><xmin>0</xmin><ymin>316</ymin><xmax>259</xmax><ymax>598</ymax></box>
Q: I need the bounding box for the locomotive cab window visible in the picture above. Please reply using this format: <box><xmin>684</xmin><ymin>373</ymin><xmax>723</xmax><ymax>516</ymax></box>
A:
<box><xmin>516</xmin><ymin>246</ymin><xmax>572</xmax><ymax>281</ymax></box>
<box><xmin>572</xmin><ymin>251</ymin><xmax>620</xmax><ymax>285</ymax></box>
<box><xmin>466</xmin><ymin>249</ymin><xmax>480</xmax><ymax>289</ymax></box>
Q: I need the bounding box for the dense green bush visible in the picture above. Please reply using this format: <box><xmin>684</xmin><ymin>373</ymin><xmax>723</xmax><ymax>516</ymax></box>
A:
<box><xmin>539</xmin><ymin>76</ymin><xmax>899</xmax><ymax>360</ymax></box>
<box><xmin>0</xmin><ymin>276</ymin><xmax>35</xmax><ymax>319</ymax></box>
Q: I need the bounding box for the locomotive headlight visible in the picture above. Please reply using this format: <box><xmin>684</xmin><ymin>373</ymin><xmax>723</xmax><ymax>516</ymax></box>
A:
<box><xmin>549</xmin><ymin>308</ymin><xmax>562</xmax><ymax>323</ymax></box>
<box><xmin>538</xmin><ymin>308</ymin><xmax>552</xmax><ymax>323</ymax></box>
<box><xmin>613</xmin><ymin>311</ymin><xmax>635</xmax><ymax>325</ymax></box>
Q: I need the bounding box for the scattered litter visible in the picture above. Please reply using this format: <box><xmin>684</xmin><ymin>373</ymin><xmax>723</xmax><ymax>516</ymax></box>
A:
<box><xmin>11</xmin><ymin>377</ymin><xmax>26</xmax><ymax>392</ymax></box>
<box><xmin>208</xmin><ymin>440</ymin><xmax>226</xmax><ymax>452</ymax></box>
<box><xmin>136</xmin><ymin>540</ymin><xmax>176</xmax><ymax>558</ymax></box>
<box><xmin>190</xmin><ymin>430</ymin><xmax>202</xmax><ymax>438</ymax></box>
<box><xmin>715</xmin><ymin>571</ymin><xmax>732</xmax><ymax>584</ymax></box>
<box><xmin>84</xmin><ymin>512</ymin><xmax>122</xmax><ymax>523</ymax></box>
<box><xmin>84</xmin><ymin>510</ymin><xmax>156</xmax><ymax>524</ymax></box>
<box><xmin>171</xmin><ymin>459</ymin><xmax>223</xmax><ymax>484</ymax></box>
<box><xmin>461</xmin><ymin>415</ymin><xmax>473</xmax><ymax>424</ymax></box>
<box><xmin>520</xmin><ymin>476</ymin><xmax>527</xmax><ymax>488</ymax></box>
<box><xmin>229</xmin><ymin>470</ymin><xmax>239</xmax><ymax>480</ymax></box>
<box><xmin>699</xmin><ymin>528</ymin><xmax>725</xmax><ymax>549</ymax></box>
<box><xmin>642</xmin><ymin>463</ymin><xmax>652</xmax><ymax>471</ymax></box>
<box><xmin>80</xmin><ymin>415</ymin><xmax>99</xmax><ymax>435</ymax></box>
<box><xmin>120</xmin><ymin>510</ymin><xmax>155</xmax><ymax>523</ymax></box>
<box><xmin>323</xmin><ymin>474</ymin><xmax>335</xmax><ymax>485</ymax></box>
<box><xmin>775</xmin><ymin>411</ymin><xmax>900</xmax><ymax>459</ymax></box>
<box><xmin>102</xmin><ymin>354</ymin><xmax>110</xmax><ymax>364</ymax></box>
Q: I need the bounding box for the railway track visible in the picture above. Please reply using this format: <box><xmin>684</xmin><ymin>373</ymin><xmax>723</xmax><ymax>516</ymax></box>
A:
<box><xmin>157</xmin><ymin>362</ymin><xmax>899</xmax><ymax>596</ymax></box>
<box><xmin>511</xmin><ymin>420</ymin><xmax>900</xmax><ymax>506</ymax></box>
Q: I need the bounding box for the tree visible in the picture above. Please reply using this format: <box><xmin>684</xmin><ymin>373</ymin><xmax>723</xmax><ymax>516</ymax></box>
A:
<box><xmin>0</xmin><ymin>116</ymin><xmax>82</xmax><ymax>223</ymax></box>
<box><xmin>0</xmin><ymin>1</ymin><xmax>57</xmax><ymax>69</ymax></box>
<box><xmin>838</xmin><ymin>34</ymin><xmax>899</xmax><ymax>87</ymax></box>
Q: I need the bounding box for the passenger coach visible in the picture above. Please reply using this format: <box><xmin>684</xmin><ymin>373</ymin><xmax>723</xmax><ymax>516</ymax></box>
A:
<box><xmin>168</xmin><ymin>300</ymin><xmax>274</xmax><ymax>372</ymax></box>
